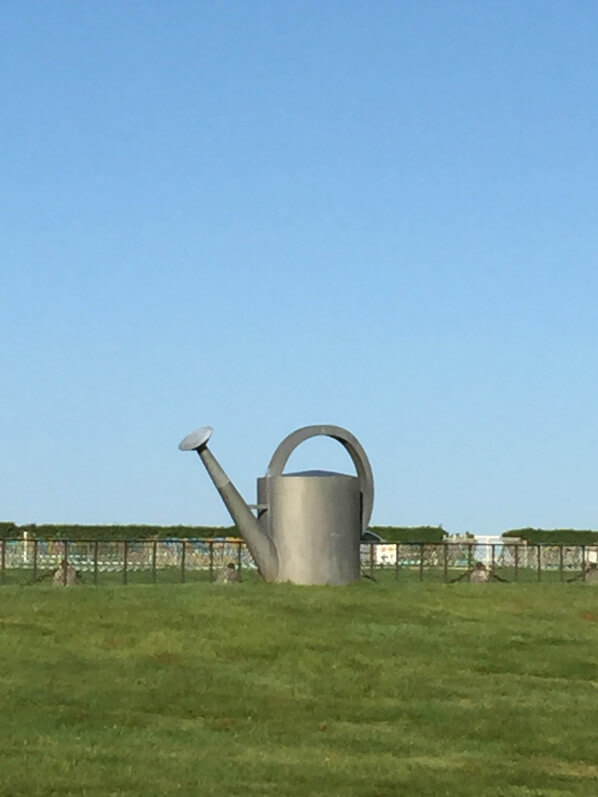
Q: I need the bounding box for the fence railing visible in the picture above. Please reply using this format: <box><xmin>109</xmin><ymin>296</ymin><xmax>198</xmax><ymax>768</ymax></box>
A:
<box><xmin>0</xmin><ymin>538</ymin><xmax>253</xmax><ymax>586</ymax></box>
<box><xmin>361</xmin><ymin>541</ymin><xmax>598</xmax><ymax>583</ymax></box>
<box><xmin>0</xmin><ymin>539</ymin><xmax>596</xmax><ymax>585</ymax></box>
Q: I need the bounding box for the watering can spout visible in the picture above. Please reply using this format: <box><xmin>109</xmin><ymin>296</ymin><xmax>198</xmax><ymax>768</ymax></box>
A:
<box><xmin>179</xmin><ymin>427</ymin><xmax>278</xmax><ymax>581</ymax></box>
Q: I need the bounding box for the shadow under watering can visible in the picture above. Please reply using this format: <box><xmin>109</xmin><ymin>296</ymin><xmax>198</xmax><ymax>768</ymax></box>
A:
<box><xmin>179</xmin><ymin>425</ymin><xmax>374</xmax><ymax>585</ymax></box>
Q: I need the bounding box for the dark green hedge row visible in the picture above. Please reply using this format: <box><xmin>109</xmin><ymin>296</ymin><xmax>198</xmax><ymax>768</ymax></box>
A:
<box><xmin>0</xmin><ymin>522</ymin><xmax>17</xmax><ymax>538</ymax></box>
<box><xmin>0</xmin><ymin>524</ymin><xmax>239</xmax><ymax>541</ymax></box>
<box><xmin>2</xmin><ymin>522</ymin><xmax>447</xmax><ymax>543</ymax></box>
<box><xmin>502</xmin><ymin>528</ymin><xmax>598</xmax><ymax>545</ymax></box>
<box><xmin>369</xmin><ymin>526</ymin><xmax>447</xmax><ymax>543</ymax></box>
<box><xmin>4</xmin><ymin>523</ymin><xmax>596</xmax><ymax>545</ymax></box>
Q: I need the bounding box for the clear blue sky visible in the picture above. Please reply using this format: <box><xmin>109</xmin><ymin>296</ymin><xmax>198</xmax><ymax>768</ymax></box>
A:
<box><xmin>2</xmin><ymin>1</ymin><xmax>597</xmax><ymax>534</ymax></box>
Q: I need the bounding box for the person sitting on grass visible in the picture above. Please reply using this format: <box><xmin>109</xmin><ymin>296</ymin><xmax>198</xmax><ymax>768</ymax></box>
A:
<box><xmin>469</xmin><ymin>561</ymin><xmax>493</xmax><ymax>582</ymax></box>
<box><xmin>52</xmin><ymin>560</ymin><xmax>82</xmax><ymax>587</ymax></box>
<box><xmin>449</xmin><ymin>560</ymin><xmax>508</xmax><ymax>584</ymax></box>
<box><xmin>216</xmin><ymin>562</ymin><xmax>241</xmax><ymax>583</ymax></box>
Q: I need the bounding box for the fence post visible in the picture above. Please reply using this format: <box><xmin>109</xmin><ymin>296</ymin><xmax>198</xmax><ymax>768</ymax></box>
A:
<box><xmin>514</xmin><ymin>545</ymin><xmax>519</xmax><ymax>582</ymax></box>
<box><xmin>395</xmin><ymin>543</ymin><xmax>400</xmax><ymax>581</ymax></box>
<box><xmin>32</xmin><ymin>539</ymin><xmax>38</xmax><ymax>582</ymax></box>
<box><xmin>467</xmin><ymin>543</ymin><xmax>473</xmax><ymax>570</ymax></box>
<box><xmin>536</xmin><ymin>545</ymin><xmax>541</xmax><ymax>583</ymax></box>
<box><xmin>152</xmin><ymin>540</ymin><xmax>157</xmax><ymax>583</ymax></box>
<box><xmin>209</xmin><ymin>540</ymin><xmax>214</xmax><ymax>582</ymax></box>
<box><xmin>63</xmin><ymin>540</ymin><xmax>68</xmax><ymax>586</ymax></box>
<box><xmin>581</xmin><ymin>545</ymin><xmax>586</xmax><ymax>582</ymax></box>
<box><xmin>1</xmin><ymin>540</ymin><xmax>5</xmax><ymax>584</ymax></box>
<box><xmin>491</xmin><ymin>544</ymin><xmax>495</xmax><ymax>573</ymax></box>
<box><xmin>181</xmin><ymin>540</ymin><xmax>186</xmax><ymax>583</ymax></box>
<box><xmin>93</xmin><ymin>541</ymin><xmax>99</xmax><ymax>585</ymax></box>
<box><xmin>123</xmin><ymin>541</ymin><xmax>128</xmax><ymax>585</ymax></box>
<box><xmin>443</xmin><ymin>543</ymin><xmax>448</xmax><ymax>583</ymax></box>
<box><xmin>559</xmin><ymin>545</ymin><xmax>564</xmax><ymax>582</ymax></box>
<box><xmin>369</xmin><ymin>543</ymin><xmax>375</xmax><ymax>579</ymax></box>
<box><xmin>237</xmin><ymin>541</ymin><xmax>243</xmax><ymax>580</ymax></box>
<box><xmin>419</xmin><ymin>544</ymin><xmax>424</xmax><ymax>582</ymax></box>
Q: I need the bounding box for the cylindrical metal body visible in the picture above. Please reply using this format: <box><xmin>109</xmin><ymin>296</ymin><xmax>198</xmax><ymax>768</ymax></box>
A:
<box><xmin>257</xmin><ymin>472</ymin><xmax>361</xmax><ymax>585</ymax></box>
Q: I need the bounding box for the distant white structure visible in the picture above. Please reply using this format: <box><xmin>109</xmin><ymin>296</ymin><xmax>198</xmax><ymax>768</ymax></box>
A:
<box><xmin>474</xmin><ymin>536</ymin><xmax>503</xmax><ymax>566</ymax></box>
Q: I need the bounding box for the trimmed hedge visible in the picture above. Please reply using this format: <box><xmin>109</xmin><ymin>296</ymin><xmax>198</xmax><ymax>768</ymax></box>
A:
<box><xmin>0</xmin><ymin>522</ymin><xmax>17</xmax><ymax>539</ymax></box>
<box><xmin>8</xmin><ymin>524</ymin><xmax>596</xmax><ymax>545</ymax></box>
<box><xmin>2</xmin><ymin>523</ymin><xmax>448</xmax><ymax>543</ymax></box>
<box><xmin>502</xmin><ymin>528</ymin><xmax>598</xmax><ymax>545</ymax></box>
<box><xmin>368</xmin><ymin>526</ymin><xmax>447</xmax><ymax>543</ymax></box>
<box><xmin>2</xmin><ymin>524</ymin><xmax>239</xmax><ymax>541</ymax></box>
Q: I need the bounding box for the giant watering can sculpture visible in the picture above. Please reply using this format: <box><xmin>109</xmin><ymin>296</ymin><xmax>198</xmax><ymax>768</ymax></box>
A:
<box><xmin>179</xmin><ymin>425</ymin><xmax>374</xmax><ymax>585</ymax></box>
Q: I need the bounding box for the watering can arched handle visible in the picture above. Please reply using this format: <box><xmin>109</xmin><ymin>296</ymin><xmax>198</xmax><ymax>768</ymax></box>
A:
<box><xmin>266</xmin><ymin>425</ymin><xmax>374</xmax><ymax>533</ymax></box>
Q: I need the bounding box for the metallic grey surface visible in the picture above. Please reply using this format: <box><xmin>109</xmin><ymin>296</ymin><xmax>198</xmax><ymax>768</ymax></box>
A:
<box><xmin>179</xmin><ymin>431</ymin><xmax>278</xmax><ymax>581</ymax></box>
<box><xmin>179</xmin><ymin>423</ymin><xmax>374</xmax><ymax>586</ymax></box>
<box><xmin>178</xmin><ymin>426</ymin><xmax>213</xmax><ymax>451</ymax></box>
<box><xmin>266</xmin><ymin>425</ymin><xmax>374</xmax><ymax>533</ymax></box>
<box><xmin>257</xmin><ymin>472</ymin><xmax>361</xmax><ymax>585</ymax></box>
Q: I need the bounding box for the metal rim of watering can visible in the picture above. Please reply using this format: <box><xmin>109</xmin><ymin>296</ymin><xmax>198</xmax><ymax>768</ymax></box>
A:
<box><xmin>178</xmin><ymin>426</ymin><xmax>214</xmax><ymax>451</ymax></box>
<box><xmin>266</xmin><ymin>424</ymin><xmax>374</xmax><ymax>533</ymax></box>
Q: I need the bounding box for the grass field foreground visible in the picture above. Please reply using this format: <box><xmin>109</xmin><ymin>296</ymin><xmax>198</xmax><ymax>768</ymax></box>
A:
<box><xmin>1</xmin><ymin>582</ymin><xmax>597</xmax><ymax>795</ymax></box>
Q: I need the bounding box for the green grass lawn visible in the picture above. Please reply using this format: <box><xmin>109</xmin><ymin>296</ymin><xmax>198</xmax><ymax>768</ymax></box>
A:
<box><xmin>0</xmin><ymin>582</ymin><xmax>597</xmax><ymax>796</ymax></box>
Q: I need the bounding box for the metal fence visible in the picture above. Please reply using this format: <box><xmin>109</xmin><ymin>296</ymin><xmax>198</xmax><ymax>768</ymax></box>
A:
<box><xmin>1</xmin><ymin>539</ymin><xmax>597</xmax><ymax>585</ymax></box>
<box><xmin>0</xmin><ymin>538</ymin><xmax>254</xmax><ymax>586</ymax></box>
<box><xmin>361</xmin><ymin>541</ymin><xmax>598</xmax><ymax>583</ymax></box>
